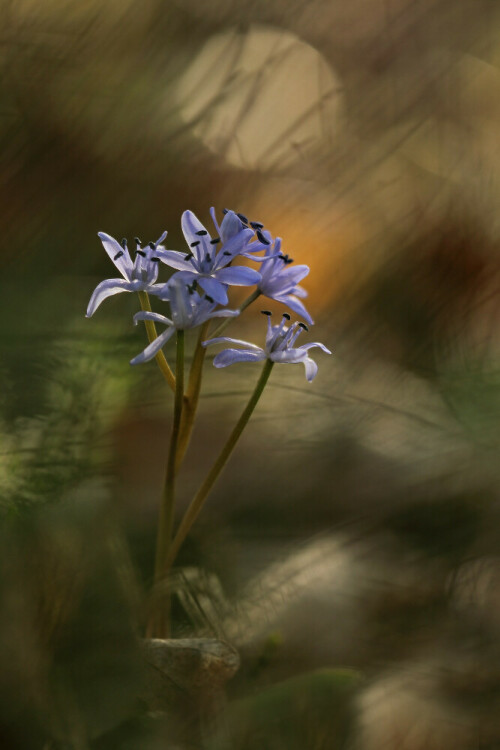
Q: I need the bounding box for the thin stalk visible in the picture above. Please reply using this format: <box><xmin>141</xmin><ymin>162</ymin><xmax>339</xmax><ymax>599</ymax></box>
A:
<box><xmin>164</xmin><ymin>358</ymin><xmax>274</xmax><ymax>572</ymax></box>
<box><xmin>176</xmin><ymin>321</ymin><xmax>210</xmax><ymax>469</ymax></box>
<box><xmin>148</xmin><ymin>329</ymin><xmax>184</xmax><ymax>637</ymax></box>
<box><xmin>138</xmin><ymin>291</ymin><xmax>175</xmax><ymax>391</ymax></box>
<box><xmin>209</xmin><ymin>288</ymin><xmax>261</xmax><ymax>339</ymax></box>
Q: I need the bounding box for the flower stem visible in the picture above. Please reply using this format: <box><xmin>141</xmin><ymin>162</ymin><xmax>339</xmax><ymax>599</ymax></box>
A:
<box><xmin>176</xmin><ymin>321</ymin><xmax>210</xmax><ymax>470</ymax></box>
<box><xmin>148</xmin><ymin>329</ymin><xmax>184</xmax><ymax>637</ymax></box>
<box><xmin>164</xmin><ymin>358</ymin><xmax>274</xmax><ymax>572</ymax></box>
<box><xmin>209</xmin><ymin>288</ymin><xmax>261</xmax><ymax>339</ymax></box>
<box><xmin>138</xmin><ymin>291</ymin><xmax>176</xmax><ymax>392</ymax></box>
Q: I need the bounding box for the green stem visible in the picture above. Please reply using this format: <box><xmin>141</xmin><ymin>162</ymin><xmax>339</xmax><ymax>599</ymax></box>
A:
<box><xmin>209</xmin><ymin>289</ymin><xmax>261</xmax><ymax>339</ymax></box>
<box><xmin>138</xmin><ymin>291</ymin><xmax>176</xmax><ymax>392</ymax></box>
<box><xmin>176</xmin><ymin>321</ymin><xmax>210</xmax><ymax>470</ymax></box>
<box><xmin>164</xmin><ymin>358</ymin><xmax>274</xmax><ymax>572</ymax></box>
<box><xmin>148</xmin><ymin>329</ymin><xmax>184</xmax><ymax>637</ymax></box>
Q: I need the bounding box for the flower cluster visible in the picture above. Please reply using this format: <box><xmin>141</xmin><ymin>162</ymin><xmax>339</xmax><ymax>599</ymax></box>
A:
<box><xmin>86</xmin><ymin>207</ymin><xmax>330</xmax><ymax>380</ymax></box>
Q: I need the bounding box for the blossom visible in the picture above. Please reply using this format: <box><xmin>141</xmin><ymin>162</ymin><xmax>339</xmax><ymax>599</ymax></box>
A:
<box><xmin>86</xmin><ymin>231</ymin><xmax>168</xmax><ymax>317</ymax></box>
<box><xmin>257</xmin><ymin>233</ymin><xmax>313</xmax><ymax>324</ymax></box>
<box><xmin>203</xmin><ymin>311</ymin><xmax>331</xmax><ymax>381</ymax></box>
<box><xmin>155</xmin><ymin>209</ymin><xmax>261</xmax><ymax>306</ymax></box>
<box><xmin>130</xmin><ymin>279</ymin><xmax>239</xmax><ymax>365</ymax></box>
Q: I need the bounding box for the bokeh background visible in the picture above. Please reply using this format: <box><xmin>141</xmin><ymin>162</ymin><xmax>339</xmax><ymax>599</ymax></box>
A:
<box><xmin>1</xmin><ymin>0</ymin><xmax>500</xmax><ymax>748</ymax></box>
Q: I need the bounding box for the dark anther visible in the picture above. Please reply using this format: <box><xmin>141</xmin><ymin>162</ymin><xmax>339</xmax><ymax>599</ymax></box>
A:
<box><xmin>210</xmin><ymin>237</ymin><xmax>221</xmax><ymax>244</ymax></box>
<box><xmin>151</xmin><ymin>257</ymin><xmax>161</xmax><ymax>262</ymax></box>
<box><xmin>195</xmin><ymin>230</ymin><xmax>208</xmax><ymax>236</ymax></box>
<box><xmin>120</xmin><ymin>238</ymin><xmax>128</xmax><ymax>248</ymax></box>
<box><xmin>149</xmin><ymin>242</ymin><xmax>156</xmax><ymax>250</ymax></box>
<box><xmin>205</xmin><ymin>252</ymin><xmax>211</xmax><ymax>263</ymax></box>
<box><xmin>134</xmin><ymin>237</ymin><xmax>141</xmax><ymax>246</ymax></box>
<box><xmin>223</xmin><ymin>251</ymin><xmax>232</xmax><ymax>256</ymax></box>
<box><xmin>283</xmin><ymin>313</ymin><xmax>291</xmax><ymax>320</ymax></box>
<box><xmin>299</xmin><ymin>323</ymin><xmax>309</xmax><ymax>331</ymax></box>
<box><xmin>205</xmin><ymin>295</ymin><xmax>214</xmax><ymax>303</ymax></box>
<box><xmin>285</xmin><ymin>257</ymin><xmax>294</xmax><ymax>264</ymax></box>
<box><xmin>191</xmin><ymin>240</ymin><xmax>200</xmax><ymax>247</ymax></box>
<box><xmin>279</xmin><ymin>253</ymin><xmax>287</xmax><ymax>261</ymax></box>
<box><xmin>261</xmin><ymin>310</ymin><xmax>272</xmax><ymax>316</ymax></box>
<box><xmin>256</xmin><ymin>230</ymin><xmax>271</xmax><ymax>245</ymax></box>
<box><xmin>113</xmin><ymin>250</ymin><xmax>124</xmax><ymax>261</ymax></box>
<box><xmin>236</xmin><ymin>212</ymin><xmax>248</xmax><ymax>224</ymax></box>
<box><xmin>250</xmin><ymin>221</ymin><xmax>264</xmax><ymax>229</ymax></box>
<box><xmin>136</xmin><ymin>249</ymin><xmax>146</xmax><ymax>257</ymax></box>
<box><xmin>222</xmin><ymin>208</ymin><xmax>229</xmax><ymax>214</ymax></box>
<box><xmin>184</xmin><ymin>252</ymin><xmax>193</xmax><ymax>261</ymax></box>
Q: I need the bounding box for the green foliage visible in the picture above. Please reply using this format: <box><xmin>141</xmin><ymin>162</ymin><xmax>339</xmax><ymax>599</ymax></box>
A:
<box><xmin>210</xmin><ymin>668</ymin><xmax>363</xmax><ymax>750</ymax></box>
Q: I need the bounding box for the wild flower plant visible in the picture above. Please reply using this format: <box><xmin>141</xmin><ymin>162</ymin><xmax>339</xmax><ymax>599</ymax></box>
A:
<box><xmin>86</xmin><ymin>207</ymin><xmax>330</xmax><ymax>637</ymax></box>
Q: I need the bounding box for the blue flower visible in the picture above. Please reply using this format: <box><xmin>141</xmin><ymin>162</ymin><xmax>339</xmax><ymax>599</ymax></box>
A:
<box><xmin>257</xmin><ymin>233</ymin><xmax>313</xmax><ymax>325</ymax></box>
<box><xmin>130</xmin><ymin>278</ymin><xmax>239</xmax><ymax>365</ymax></box>
<box><xmin>203</xmin><ymin>311</ymin><xmax>331</xmax><ymax>382</ymax></box>
<box><xmin>86</xmin><ymin>231</ymin><xmax>168</xmax><ymax>317</ymax></box>
<box><xmin>156</xmin><ymin>209</ymin><xmax>261</xmax><ymax>306</ymax></box>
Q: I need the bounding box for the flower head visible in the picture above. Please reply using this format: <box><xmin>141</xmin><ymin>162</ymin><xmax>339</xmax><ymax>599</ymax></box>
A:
<box><xmin>156</xmin><ymin>208</ymin><xmax>262</xmax><ymax>306</ymax></box>
<box><xmin>203</xmin><ymin>311</ymin><xmax>331</xmax><ymax>381</ymax></box>
<box><xmin>130</xmin><ymin>278</ymin><xmax>239</xmax><ymax>365</ymax></box>
<box><xmin>86</xmin><ymin>231</ymin><xmax>168</xmax><ymax>317</ymax></box>
<box><xmin>257</xmin><ymin>232</ymin><xmax>313</xmax><ymax>324</ymax></box>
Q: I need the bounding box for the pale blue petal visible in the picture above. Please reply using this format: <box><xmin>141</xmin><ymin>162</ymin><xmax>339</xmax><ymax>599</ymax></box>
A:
<box><xmin>197</xmin><ymin>276</ymin><xmax>228</xmax><ymax>305</ymax></box>
<box><xmin>86</xmin><ymin>278</ymin><xmax>133</xmax><ymax>317</ymax></box>
<box><xmin>133</xmin><ymin>310</ymin><xmax>172</xmax><ymax>326</ymax></box>
<box><xmin>294</xmin><ymin>285</ymin><xmax>308</xmax><ymax>298</ymax></box>
<box><xmin>98</xmin><ymin>232</ymin><xmax>134</xmax><ymax>280</ymax></box>
<box><xmin>213</xmin><ymin>228</ymin><xmax>255</xmax><ymax>268</ymax></box>
<box><xmin>210</xmin><ymin>206</ymin><xmax>221</xmax><ymax>235</ymax></box>
<box><xmin>130</xmin><ymin>326</ymin><xmax>175</xmax><ymax>365</ymax></box>
<box><xmin>273</xmin><ymin>294</ymin><xmax>314</xmax><ymax>325</ymax></box>
<box><xmin>181</xmin><ymin>210</ymin><xmax>211</xmax><ymax>262</ymax></box>
<box><xmin>155</xmin><ymin>250</ymin><xmax>194</xmax><ymax>272</ymax></box>
<box><xmin>298</xmin><ymin>342</ymin><xmax>332</xmax><ymax>354</ymax></box>
<box><xmin>203</xmin><ymin>336</ymin><xmax>262</xmax><ymax>350</ymax></box>
<box><xmin>213</xmin><ymin>349</ymin><xmax>266</xmax><ymax>368</ymax></box>
<box><xmin>303</xmin><ymin>357</ymin><xmax>318</xmax><ymax>382</ymax></box>
<box><xmin>214</xmin><ymin>266</ymin><xmax>261</xmax><ymax>286</ymax></box>
<box><xmin>270</xmin><ymin>349</ymin><xmax>308</xmax><ymax>364</ymax></box>
<box><xmin>220</xmin><ymin>210</ymin><xmax>244</xmax><ymax>243</ymax></box>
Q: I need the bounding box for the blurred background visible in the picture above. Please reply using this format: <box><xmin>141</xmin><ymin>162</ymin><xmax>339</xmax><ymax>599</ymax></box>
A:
<box><xmin>1</xmin><ymin>0</ymin><xmax>500</xmax><ymax>748</ymax></box>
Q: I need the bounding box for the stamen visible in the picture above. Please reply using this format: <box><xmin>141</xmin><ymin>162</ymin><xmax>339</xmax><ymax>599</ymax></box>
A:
<box><xmin>237</xmin><ymin>212</ymin><xmax>248</xmax><ymax>224</ymax></box>
<box><xmin>223</xmin><ymin>251</ymin><xmax>232</xmax><ymax>256</ymax></box>
<box><xmin>250</xmin><ymin>221</ymin><xmax>264</xmax><ymax>229</ymax></box>
<box><xmin>299</xmin><ymin>323</ymin><xmax>309</xmax><ymax>330</ymax></box>
<box><xmin>261</xmin><ymin>310</ymin><xmax>272</xmax><ymax>316</ymax></box>
<box><xmin>191</xmin><ymin>240</ymin><xmax>200</xmax><ymax>247</ymax></box>
<box><xmin>151</xmin><ymin>257</ymin><xmax>161</xmax><ymax>262</ymax></box>
<box><xmin>205</xmin><ymin>294</ymin><xmax>214</xmax><ymax>303</ymax></box>
<box><xmin>205</xmin><ymin>252</ymin><xmax>211</xmax><ymax>263</ymax></box>
<box><xmin>149</xmin><ymin>242</ymin><xmax>156</xmax><ymax>250</ymax></box>
<box><xmin>283</xmin><ymin>313</ymin><xmax>291</xmax><ymax>320</ymax></box>
<box><xmin>134</xmin><ymin>237</ymin><xmax>141</xmax><ymax>246</ymax></box>
<box><xmin>136</xmin><ymin>249</ymin><xmax>146</xmax><ymax>257</ymax></box>
<box><xmin>285</xmin><ymin>257</ymin><xmax>294</xmax><ymax>264</ymax></box>
<box><xmin>184</xmin><ymin>252</ymin><xmax>194</xmax><ymax>261</ymax></box>
<box><xmin>195</xmin><ymin>230</ymin><xmax>208</xmax><ymax>236</ymax></box>
<box><xmin>222</xmin><ymin>208</ymin><xmax>229</xmax><ymax>215</ymax></box>
<box><xmin>113</xmin><ymin>250</ymin><xmax>124</xmax><ymax>261</ymax></box>
<box><xmin>256</xmin><ymin>230</ymin><xmax>271</xmax><ymax>245</ymax></box>
<box><xmin>120</xmin><ymin>238</ymin><xmax>128</xmax><ymax>249</ymax></box>
<box><xmin>210</xmin><ymin>237</ymin><xmax>221</xmax><ymax>244</ymax></box>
